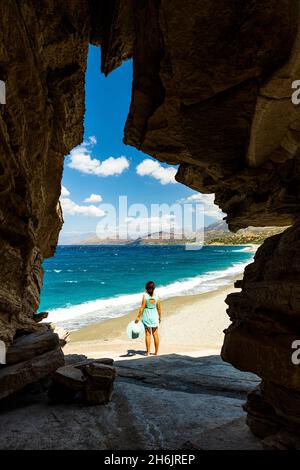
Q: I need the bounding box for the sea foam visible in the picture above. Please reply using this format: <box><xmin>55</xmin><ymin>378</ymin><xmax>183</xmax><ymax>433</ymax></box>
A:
<box><xmin>44</xmin><ymin>258</ymin><xmax>253</xmax><ymax>331</ymax></box>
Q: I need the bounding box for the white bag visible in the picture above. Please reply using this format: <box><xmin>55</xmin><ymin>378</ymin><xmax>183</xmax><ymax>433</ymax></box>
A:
<box><xmin>126</xmin><ymin>321</ymin><xmax>144</xmax><ymax>339</ymax></box>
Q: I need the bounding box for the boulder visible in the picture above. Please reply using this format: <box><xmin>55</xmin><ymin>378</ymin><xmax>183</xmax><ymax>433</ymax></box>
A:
<box><xmin>49</xmin><ymin>364</ymin><xmax>86</xmax><ymax>403</ymax></box>
<box><xmin>53</xmin><ymin>365</ymin><xmax>85</xmax><ymax>391</ymax></box>
<box><xmin>6</xmin><ymin>330</ymin><xmax>60</xmax><ymax>365</ymax></box>
<box><xmin>83</xmin><ymin>363</ymin><xmax>117</xmax><ymax>405</ymax></box>
<box><xmin>50</xmin><ymin>358</ymin><xmax>116</xmax><ymax>405</ymax></box>
<box><xmin>0</xmin><ymin>348</ymin><xmax>64</xmax><ymax>400</ymax></box>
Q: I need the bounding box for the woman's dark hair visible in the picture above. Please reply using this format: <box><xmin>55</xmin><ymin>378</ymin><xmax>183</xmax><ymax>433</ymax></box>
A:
<box><xmin>145</xmin><ymin>281</ymin><xmax>155</xmax><ymax>296</ymax></box>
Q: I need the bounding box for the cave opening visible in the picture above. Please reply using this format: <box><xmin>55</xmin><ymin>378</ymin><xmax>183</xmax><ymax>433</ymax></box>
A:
<box><xmin>40</xmin><ymin>44</ymin><xmax>254</xmax><ymax>360</ymax></box>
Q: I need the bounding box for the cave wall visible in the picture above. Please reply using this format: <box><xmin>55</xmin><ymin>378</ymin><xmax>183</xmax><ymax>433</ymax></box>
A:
<box><xmin>222</xmin><ymin>221</ymin><xmax>300</xmax><ymax>439</ymax></box>
<box><xmin>117</xmin><ymin>0</ymin><xmax>300</xmax><ymax>231</ymax></box>
<box><xmin>0</xmin><ymin>0</ymin><xmax>91</xmax><ymax>344</ymax></box>
<box><xmin>1</xmin><ymin>0</ymin><xmax>300</xmax><ymax>443</ymax></box>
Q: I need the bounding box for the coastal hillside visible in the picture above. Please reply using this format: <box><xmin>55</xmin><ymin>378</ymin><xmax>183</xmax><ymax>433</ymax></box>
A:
<box><xmin>204</xmin><ymin>223</ymin><xmax>287</xmax><ymax>245</ymax></box>
<box><xmin>67</xmin><ymin>222</ymin><xmax>287</xmax><ymax>246</ymax></box>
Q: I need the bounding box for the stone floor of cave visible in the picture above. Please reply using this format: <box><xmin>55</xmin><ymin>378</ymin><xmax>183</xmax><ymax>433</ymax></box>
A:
<box><xmin>0</xmin><ymin>353</ymin><xmax>263</xmax><ymax>450</ymax></box>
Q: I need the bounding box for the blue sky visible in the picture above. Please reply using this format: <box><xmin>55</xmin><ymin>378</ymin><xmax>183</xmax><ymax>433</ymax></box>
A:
<box><xmin>59</xmin><ymin>46</ymin><xmax>223</xmax><ymax>243</ymax></box>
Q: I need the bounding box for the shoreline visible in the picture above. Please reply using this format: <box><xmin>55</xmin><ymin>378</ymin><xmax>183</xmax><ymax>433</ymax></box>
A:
<box><xmin>44</xmin><ymin>251</ymin><xmax>255</xmax><ymax>331</ymax></box>
<box><xmin>64</xmin><ymin>277</ymin><xmax>242</xmax><ymax>360</ymax></box>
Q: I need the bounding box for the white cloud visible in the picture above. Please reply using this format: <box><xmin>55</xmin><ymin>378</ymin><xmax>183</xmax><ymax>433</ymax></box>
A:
<box><xmin>95</xmin><ymin>156</ymin><xmax>129</xmax><ymax>176</ymax></box>
<box><xmin>67</xmin><ymin>137</ymin><xmax>129</xmax><ymax>177</ymax></box>
<box><xmin>179</xmin><ymin>193</ymin><xmax>225</xmax><ymax>220</ymax></box>
<box><xmin>61</xmin><ymin>185</ymin><xmax>70</xmax><ymax>197</ymax></box>
<box><xmin>84</xmin><ymin>193</ymin><xmax>103</xmax><ymax>203</ymax></box>
<box><xmin>60</xmin><ymin>186</ymin><xmax>104</xmax><ymax>218</ymax></box>
<box><xmin>60</xmin><ymin>197</ymin><xmax>105</xmax><ymax>218</ymax></box>
<box><xmin>136</xmin><ymin>159</ymin><xmax>177</xmax><ymax>185</ymax></box>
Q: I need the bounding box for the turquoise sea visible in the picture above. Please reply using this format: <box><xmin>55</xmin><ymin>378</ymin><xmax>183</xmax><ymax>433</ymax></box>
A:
<box><xmin>39</xmin><ymin>245</ymin><xmax>254</xmax><ymax>330</ymax></box>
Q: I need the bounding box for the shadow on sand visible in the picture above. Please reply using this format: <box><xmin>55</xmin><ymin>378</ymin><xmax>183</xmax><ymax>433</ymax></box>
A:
<box><xmin>120</xmin><ymin>349</ymin><xmax>148</xmax><ymax>357</ymax></box>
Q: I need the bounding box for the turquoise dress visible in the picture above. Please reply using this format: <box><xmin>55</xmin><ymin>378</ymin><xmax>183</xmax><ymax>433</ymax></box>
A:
<box><xmin>141</xmin><ymin>293</ymin><xmax>160</xmax><ymax>328</ymax></box>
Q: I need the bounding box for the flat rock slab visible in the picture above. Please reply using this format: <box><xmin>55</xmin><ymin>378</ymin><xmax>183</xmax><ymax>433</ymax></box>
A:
<box><xmin>6</xmin><ymin>330</ymin><xmax>60</xmax><ymax>365</ymax></box>
<box><xmin>0</xmin><ymin>348</ymin><xmax>64</xmax><ymax>400</ymax></box>
<box><xmin>0</xmin><ymin>353</ymin><xmax>263</xmax><ymax>449</ymax></box>
<box><xmin>0</xmin><ymin>381</ymin><xmax>262</xmax><ymax>450</ymax></box>
<box><xmin>116</xmin><ymin>354</ymin><xmax>260</xmax><ymax>398</ymax></box>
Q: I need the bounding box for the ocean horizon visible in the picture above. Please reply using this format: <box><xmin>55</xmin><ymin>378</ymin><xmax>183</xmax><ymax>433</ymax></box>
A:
<box><xmin>39</xmin><ymin>245</ymin><xmax>254</xmax><ymax>331</ymax></box>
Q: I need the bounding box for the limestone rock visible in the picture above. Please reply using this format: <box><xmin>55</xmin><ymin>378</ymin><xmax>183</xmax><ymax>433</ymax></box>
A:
<box><xmin>53</xmin><ymin>365</ymin><xmax>85</xmax><ymax>391</ymax></box>
<box><xmin>33</xmin><ymin>312</ymin><xmax>49</xmax><ymax>323</ymax></box>
<box><xmin>262</xmin><ymin>430</ymin><xmax>300</xmax><ymax>450</ymax></box>
<box><xmin>83</xmin><ymin>363</ymin><xmax>117</xmax><ymax>404</ymax></box>
<box><xmin>6</xmin><ymin>330</ymin><xmax>60</xmax><ymax>365</ymax></box>
<box><xmin>0</xmin><ymin>0</ymin><xmax>91</xmax><ymax>345</ymax></box>
<box><xmin>50</xmin><ymin>358</ymin><xmax>116</xmax><ymax>405</ymax></box>
<box><xmin>222</xmin><ymin>221</ymin><xmax>300</xmax><ymax>436</ymax></box>
<box><xmin>49</xmin><ymin>364</ymin><xmax>86</xmax><ymax>403</ymax></box>
<box><xmin>0</xmin><ymin>348</ymin><xmax>64</xmax><ymax>400</ymax></box>
<box><xmin>64</xmin><ymin>354</ymin><xmax>88</xmax><ymax>365</ymax></box>
<box><xmin>0</xmin><ymin>354</ymin><xmax>263</xmax><ymax>450</ymax></box>
<box><xmin>76</xmin><ymin>358</ymin><xmax>114</xmax><ymax>369</ymax></box>
<box><xmin>118</xmin><ymin>0</ymin><xmax>300</xmax><ymax>230</ymax></box>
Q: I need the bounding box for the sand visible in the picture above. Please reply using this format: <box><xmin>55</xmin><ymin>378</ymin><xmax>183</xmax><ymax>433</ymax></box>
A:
<box><xmin>64</xmin><ymin>281</ymin><xmax>239</xmax><ymax>360</ymax></box>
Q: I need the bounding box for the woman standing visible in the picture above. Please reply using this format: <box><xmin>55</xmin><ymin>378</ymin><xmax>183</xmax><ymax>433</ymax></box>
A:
<box><xmin>135</xmin><ymin>281</ymin><xmax>161</xmax><ymax>356</ymax></box>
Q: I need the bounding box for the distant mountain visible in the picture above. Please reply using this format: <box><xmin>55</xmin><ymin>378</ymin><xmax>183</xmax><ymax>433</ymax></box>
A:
<box><xmin>59</xmin><ymin>222</ymin><xmax>288</xmax><ymax>246</ymax></box>
<box><xmin>204</xmin><ymin>220</ymin><xmax>229</xmax><ymax>232</ymax></box>
<box><xmin>128</xmin><ymin>229</ymin><xmax>196</xmax><ymax>246</ymax></box>
<box><xmin>72</xmin><ymin>235</ymin><xmax>129</xmax><ymax>245</ymax></box>
<box><xmin>58</xmin><ymin>232</ymin><xmax>96</xmax><ymax>245</ymax></box>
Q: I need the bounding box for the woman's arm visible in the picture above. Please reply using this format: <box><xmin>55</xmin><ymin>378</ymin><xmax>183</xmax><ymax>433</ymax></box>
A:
<box><xmin>135</xmin><ymin>295</ymin><xmax>146</xmax><ymax>323</ymax></box>
<box><xmin>157</xmin><ymin>297</ymin><xmax>162</xmax><ymax>323</ymax></box>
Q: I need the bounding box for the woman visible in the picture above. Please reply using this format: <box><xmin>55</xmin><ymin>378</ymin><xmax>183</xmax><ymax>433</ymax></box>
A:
<box><xmin>135</xmin><ymin>281</ymin><xmax>161</xmax><ymax>356</ymax></box>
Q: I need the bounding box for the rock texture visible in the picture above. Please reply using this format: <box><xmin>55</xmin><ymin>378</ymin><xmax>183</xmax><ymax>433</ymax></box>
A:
<box><xmin>6</xmin><ymin>330</ymin><xmax>61</xmax><ymax>365</ymax></box>
<box><xmin>0</xmin><ymin>329</ymin><xmax>65</xmax><ymax>400</ymax></box>
<box><xmin>0</xmin><ymin>0</ymin><xmax>91</xmax><ymax>345</ymax></box>
<box><xmin>1</xmin><ymin>0</ymin><xmax>300</xmax><ymax>443</ymax></box>
<box><xmin>118</xmin><ymin>0</ymin><xmax>300</xmax><ymax>231</ymax></box>
<box><xmin>0</xmin><ymin>354</ymin><xmax>262</xmax><ymax>450</ymax></box>
<box><xmin>50</xmin><ymin>357</ymin><xmax>116</xmax><ymax>404</ymax></box>
<box><xmin>0</xmin><ymin>347</ymin><xmax>64</xmax><ymax>400</ymax></box>
<box><xmin>222</xmin><ymin>221</ymin><xmax>300</xmax><ymax>446</ymax></box>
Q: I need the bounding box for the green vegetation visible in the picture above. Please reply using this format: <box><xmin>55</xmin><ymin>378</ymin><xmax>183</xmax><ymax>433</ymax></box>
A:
<box><xmin>205</xmin><ymin>227</ymin><xmax>287</xmax><ymax>245</ymax></box>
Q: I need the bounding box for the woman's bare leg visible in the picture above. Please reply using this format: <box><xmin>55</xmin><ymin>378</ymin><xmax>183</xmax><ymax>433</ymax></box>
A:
<box><xmin>152</xmin><ymin>327</ymin><xmax>159</xmax><ymax>355</ymax></box>
<box><xmin>145</xmin><ymin>328</ymin><xmax>151</xmax><ymax>356</ymax></box>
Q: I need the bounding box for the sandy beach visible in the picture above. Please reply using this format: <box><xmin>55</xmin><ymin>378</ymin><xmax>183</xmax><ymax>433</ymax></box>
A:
<box><xmin>64</xmin><ymin>281</ymin><xmax>240</xmax><ymax>360</ymax></box>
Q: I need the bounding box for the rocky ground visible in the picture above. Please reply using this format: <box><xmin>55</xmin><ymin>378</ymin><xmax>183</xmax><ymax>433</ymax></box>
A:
<box><xmin>0</xmin><ymin>353</ymin><xmax>262</xmax><ymax>450</ymax></box>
